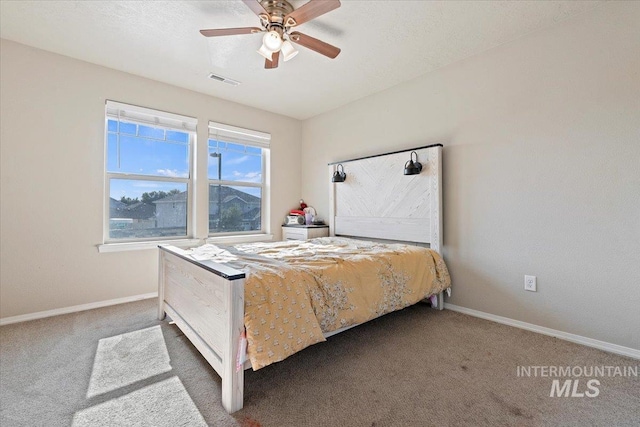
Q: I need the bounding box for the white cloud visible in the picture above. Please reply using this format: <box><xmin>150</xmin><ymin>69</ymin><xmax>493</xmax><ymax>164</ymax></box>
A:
<box><xmin>156</xmin><ymin>169</ymin><xmax>184</xmax><ymax>178</ymax></box>
<box><xmin>132</xmin><ymin>182</ymin><xmax>166</xmax><ymax>188</ymax></box>
<box><xmin>225</xmin><ymin>155</ymin><xmax>249</xmax><ymax>165</ymax></box>
<box><xmin>230</xmin><ymin>170</ymin><xmax>262</xmax><ymax>183</ymax></box>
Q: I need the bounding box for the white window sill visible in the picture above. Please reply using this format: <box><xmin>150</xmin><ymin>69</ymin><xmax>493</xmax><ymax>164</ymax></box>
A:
<box><xmin>205</xmin><ymin>233</ymin><xmax>273</xmax><ymax>245</ymax></box>
<box><xmin>97</xmin><ymin>234</ymin><xmax>273</xmax><ymax>253</ymax></box>
<box><xmin>98</xmin><ymin>238</ymin><xmax>201</xmax><ymax>253</ymax></box>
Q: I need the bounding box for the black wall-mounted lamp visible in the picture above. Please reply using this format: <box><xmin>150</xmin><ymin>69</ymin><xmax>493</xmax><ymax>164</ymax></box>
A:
<box><xmin>404</xmin><ymin>151</ymin><xmax>422</xmax><ymax>175</ymax></box>
<box><xmin>332</xmin><ymin>164</ymin><xmax>346</xmax><ymax>182</ymax></box>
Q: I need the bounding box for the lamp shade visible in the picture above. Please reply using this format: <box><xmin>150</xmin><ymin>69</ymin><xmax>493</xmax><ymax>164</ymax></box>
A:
<box><xmin>263</xmin><ymin>30</ymin><xmax>283</xmax><ymax>52</ymax></box>
<box><xmin>404</xmin><ymin>152</ymin><xmax>422</xmax><ymax>175</ymax></box>
<box><xmin>331</xmin><ymin>164</ymin><xmax>346</xmax><ymax>182</ymax></box>
<box><xmin>257</xmin><ymin>44</ymin><xmax>273</xmax><ymax>60</ymax></box>
<box><xmin>404</xmin><ymin>160</ymin><xmax>422</xmax><ymax>175</ymax></box>
<box><xmin>281</xmin><ymin>40</ymin><xmax>299</xmax><ymax>62</ymax></box>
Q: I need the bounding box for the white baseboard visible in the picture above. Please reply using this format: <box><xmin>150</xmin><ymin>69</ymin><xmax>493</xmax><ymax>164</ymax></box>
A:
<box><xmin>0</xmin><ymin>292</ymin><xmax>158</xmax><ymax>326</ymax></box>
<box><xmin>3</xmin><ymin>297</ymin><xmax>637</xmax><ymax>360</ymax></box>
<box><xmin>444</xmin><ymin>303</ymin><xmax>640</xmax><ymax>360</ymax></box>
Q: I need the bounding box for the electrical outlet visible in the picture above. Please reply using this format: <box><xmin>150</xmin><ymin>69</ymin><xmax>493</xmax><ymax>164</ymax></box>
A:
<box><xmin>524</xmin><ymin>275</ymin><xmax>537</xmax><ymax>292</ymax></box>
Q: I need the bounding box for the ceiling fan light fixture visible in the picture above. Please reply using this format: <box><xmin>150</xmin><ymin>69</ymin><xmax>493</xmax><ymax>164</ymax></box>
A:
<box><xmin>263</xmin><ymin>30</ymin><xmax>283</xmax><ymax>52</ymax></box>
<box><xmin>199</xmin><ymin>0</ymin><xmax>343</xmax><ymax>70</ymax></box>
<box><xmin>281</xmin><ymin>40</ymin><xmax>298</xmax><ymax>62</ymax></box>
<box><xmin>257</xmin><ymin>44</ymin><xmax>273</xmax><ymax>61</ymax></box>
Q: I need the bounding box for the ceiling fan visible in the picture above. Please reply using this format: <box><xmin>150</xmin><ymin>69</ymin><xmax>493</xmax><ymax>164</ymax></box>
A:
<box><xmin>200</xmin><ymin>0</ymin><xmax>341</xmax><ymax>69</ymax></box>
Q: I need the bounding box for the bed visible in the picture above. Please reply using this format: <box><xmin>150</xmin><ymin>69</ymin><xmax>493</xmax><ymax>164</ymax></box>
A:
<box><xmin>158</xmin><ymin>144</ymin><xmax>448</xmax><ymax>413</ymax></box>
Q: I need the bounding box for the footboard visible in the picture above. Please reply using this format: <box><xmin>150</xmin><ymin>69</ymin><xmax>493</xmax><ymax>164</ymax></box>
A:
<box><xmin>158</xmin><ymin>245</ymin><xmax>246</xmax><ymax>413</ymax></box>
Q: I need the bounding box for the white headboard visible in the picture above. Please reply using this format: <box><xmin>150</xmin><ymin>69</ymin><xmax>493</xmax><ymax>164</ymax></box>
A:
<box><xmin>328</xmin><ymin>145</ymin><xmax>443</xmax><ymax>253</ymax></box>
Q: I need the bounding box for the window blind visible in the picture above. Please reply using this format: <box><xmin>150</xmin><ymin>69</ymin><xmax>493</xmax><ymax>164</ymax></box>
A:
<box><xmin>106</xmin><ymin>100</ymin><xmax>197</xmax><ymax>132</ymax></box>
<box><xmin>208</xmin><ymin>121</ymin><xmax>270</xmax><ymax>148</ymax></box>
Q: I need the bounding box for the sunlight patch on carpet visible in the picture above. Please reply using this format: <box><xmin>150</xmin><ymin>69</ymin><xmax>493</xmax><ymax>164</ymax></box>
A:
<box><xmin>73</xmin><ymin>376</ymin><xmax>207</xmax><ymax>426</ymax></box>
<box><xmin>86</xmin><ymin>325</ymin><xmax>172</xmax><ymax>398</ymax></box>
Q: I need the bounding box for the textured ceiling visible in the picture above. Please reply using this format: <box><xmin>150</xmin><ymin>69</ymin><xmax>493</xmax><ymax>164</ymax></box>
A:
<box><xmin>0</xmin><ymin>0</ymin><xmax>603</xmax><ymax>120</ymax></box>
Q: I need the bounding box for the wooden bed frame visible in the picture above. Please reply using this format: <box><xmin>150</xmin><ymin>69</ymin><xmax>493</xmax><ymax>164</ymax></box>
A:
<box><xmin>158</xmin><ymin>144</ymin><xmax>444</xmax><ymax>413</ymax></box>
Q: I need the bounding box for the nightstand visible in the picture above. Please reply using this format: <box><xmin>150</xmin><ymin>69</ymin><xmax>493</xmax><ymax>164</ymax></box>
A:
<box><xmin>282</xmin><ymin>225</ymin><xmax>329</xmax><ymax>241</ymax></box>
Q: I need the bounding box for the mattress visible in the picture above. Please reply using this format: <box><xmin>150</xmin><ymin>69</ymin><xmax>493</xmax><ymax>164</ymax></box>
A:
<box><xmin>187</xmin><ymin>237</ymin><xmax>451</xmax><ymax>370</ymax></box>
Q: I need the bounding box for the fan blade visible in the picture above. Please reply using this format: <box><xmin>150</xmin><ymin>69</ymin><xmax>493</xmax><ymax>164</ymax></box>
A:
<box><xmin>242</xmin><ymin>0</ymin><xmax>269</xmax><ymax>18</ymax></box>
<box><xmin>265</xmin><ymin>51</ymin><xmax>280</xmax><ymax>69</ymax></box>
<box><xmin>289</xmin><ymin>31</ymin><xmax>340</xmax><ymax>59</ymax></box>
<box><xmin>284</xmin><ymin>0</ymin><xmax>341</xmax><ymax>27</ymax></box>
<box><xmin>200</xmin><ymin>27</ymin><xmax>262</xmax><ymax>37</ymax></box>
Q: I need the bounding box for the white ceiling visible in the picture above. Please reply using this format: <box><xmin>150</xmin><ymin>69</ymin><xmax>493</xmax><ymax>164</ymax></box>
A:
<box><xmin>1</xmin><ymin>0</ymin><xmax>603</xmax><ymax>120</ymax></box>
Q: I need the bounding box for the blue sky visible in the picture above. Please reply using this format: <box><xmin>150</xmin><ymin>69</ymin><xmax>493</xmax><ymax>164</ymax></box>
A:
<box><xmin>107</xmin><ymin>119</ymin><xmax>262</xmax><ymax>200</ymax></box>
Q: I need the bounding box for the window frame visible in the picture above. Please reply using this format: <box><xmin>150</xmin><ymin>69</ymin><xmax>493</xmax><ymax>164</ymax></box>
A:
<box><xmin>207</xmin><ymin>121</ymin><xmax>270</xmax><ymax>238</ymax></box>
<box><xmin>103</xmin><ymin>101</ymin><xmax>197</xmax><ymax>244</ymax></box>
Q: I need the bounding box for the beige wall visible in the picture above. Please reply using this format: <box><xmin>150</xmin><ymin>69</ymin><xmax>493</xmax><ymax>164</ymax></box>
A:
<box><xmin>2</xmin><ymin>2</ymin><xmax>638</xmax><ymax>351</ymax></box>
<box><xmin>0</xmin><ymin>39</ymin><xmax>302</xmax><ymax>318</ymax></box>
<box><xmin>301</xmin><ymin>2</ymin><xmax>640</xmax><ymax>350</ymax></box>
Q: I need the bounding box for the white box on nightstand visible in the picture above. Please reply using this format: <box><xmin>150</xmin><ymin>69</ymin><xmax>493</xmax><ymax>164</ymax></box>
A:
<box><xmin>282</xmin><ymin>225</ymin><xmax>329</xmax><ymax>241</ymax></box>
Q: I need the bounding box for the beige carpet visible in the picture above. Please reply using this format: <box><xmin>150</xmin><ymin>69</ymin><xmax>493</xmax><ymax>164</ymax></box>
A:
<box><xmin>0</xmin><ymin>299</ymin><xmax>638</xmax><ymax>426</ymax></box>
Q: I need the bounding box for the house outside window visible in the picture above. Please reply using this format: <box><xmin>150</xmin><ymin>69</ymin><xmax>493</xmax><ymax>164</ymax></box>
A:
<box><xmin>208</xmin><ymin>121</ymin><xmax>270</xmax><ymax>236</ymax></box>
<box><xmin>104</xmin><ymin>101</ymin><xmax>196</xmax><ymax>242</ymax></box>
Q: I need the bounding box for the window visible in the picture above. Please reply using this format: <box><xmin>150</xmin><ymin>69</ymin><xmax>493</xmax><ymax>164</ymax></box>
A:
<box><xmin>104</xmin><ymin>101</ymin><xmax>196</xmax><ymax>242</ymax></box>
<box><xmin>208</xmin><ymin>121</ymin><xmax>270</xmax><ymax>235</ymax></box>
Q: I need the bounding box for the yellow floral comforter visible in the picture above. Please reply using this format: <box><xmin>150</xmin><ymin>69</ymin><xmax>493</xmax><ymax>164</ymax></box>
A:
<box><xmin>187</xmin><ymin>237</ymin><xmax>451</xmax><ymax>370</ymax></box>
